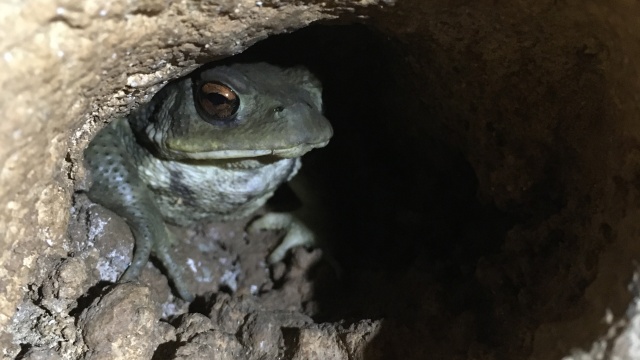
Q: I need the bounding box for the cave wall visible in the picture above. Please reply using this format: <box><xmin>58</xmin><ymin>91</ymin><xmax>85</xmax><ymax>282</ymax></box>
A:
<box><xmin>2</xmin><ymin>0</ymin><xmax>640</xmax><ymax>358</ymax></box>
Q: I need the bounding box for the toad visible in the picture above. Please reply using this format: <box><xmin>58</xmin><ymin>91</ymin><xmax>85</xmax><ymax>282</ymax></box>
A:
<box><xmin>84</xmin><ymin>63</ymin><xmax>332</xmax><ymax>300</ymax></box>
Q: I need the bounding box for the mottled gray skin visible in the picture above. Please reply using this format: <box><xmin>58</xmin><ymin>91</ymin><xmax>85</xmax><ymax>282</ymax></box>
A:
<box><xmin>84</xmin><ymin>63</ymin><xmax>333</xmax><ymax>301</ymax></box>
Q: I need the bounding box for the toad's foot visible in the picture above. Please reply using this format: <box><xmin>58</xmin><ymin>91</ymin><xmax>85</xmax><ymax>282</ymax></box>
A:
<box><xmin>248</xmin><ymin>213</ymin><xmax>315</xmax><ymax>264</ymax></box>
<box><xmin>117</xmin><ymin>221</ymin><xmax>194</xmax><ymax>302</ymax></box>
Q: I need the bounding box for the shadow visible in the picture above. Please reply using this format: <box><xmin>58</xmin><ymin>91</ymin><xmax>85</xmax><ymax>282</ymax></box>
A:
<box><xmin>152</xmin><ymin>338</ymin><xmax>181</xmax><ymax>360</ymax></box>
<box><xmin>69</xmin><ymin>280</ymin><xmax>113</xmax><ymax>319</ymax></box>
<box><xmin>221</xmin><ymin>23</ymin><xmax>514</xmax><ymax>358</ymax></box>
<box><xmin>187</xmin><ymin>292</ymin><xmax>218</xmax><ymax>315</ymax></box>
<box><xmin>14</xmin><ymin>344</ymin><xmax>31</xmax><ymax>360</ymax></box>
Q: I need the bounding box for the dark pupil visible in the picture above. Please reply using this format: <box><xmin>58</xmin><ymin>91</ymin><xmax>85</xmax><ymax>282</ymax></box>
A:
<box><xmin>206</xmin><ymin>92</ymin><xmax>230</xmax><ymax>106</ymax></box>
<box><xmin>200</xmin><ymin>89</ymin><xmax>236</xmax><ymax>119</ymax></box>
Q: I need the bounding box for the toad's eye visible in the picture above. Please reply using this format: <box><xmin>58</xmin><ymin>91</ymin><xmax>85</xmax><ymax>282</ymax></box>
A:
<box><xmin>196</xmin><ymin>82</ymin><xmax>240</xmax><ymax>122</ymax></box>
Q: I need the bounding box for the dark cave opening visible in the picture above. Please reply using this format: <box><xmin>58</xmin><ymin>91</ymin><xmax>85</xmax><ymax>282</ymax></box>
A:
<box><xmin>229</xmin><ymin>23</ymin><xmax>519</xmax><ymax>353</ymax></box>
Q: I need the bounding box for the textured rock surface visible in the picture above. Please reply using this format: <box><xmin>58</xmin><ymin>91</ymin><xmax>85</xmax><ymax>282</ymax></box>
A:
<box><xmin>3</xmin><ymin>0</ymin><xmax>640</xmax><ymax>359</ymax></box>
<box><xmin>8</xmin><ymin>258</ymin><xmax>90</xmax><ymax>358</ymax></box>
<box><xmin>79</xmin><ymin>284</ymin><xmax>173</xmax><ymax>360</ymax></box>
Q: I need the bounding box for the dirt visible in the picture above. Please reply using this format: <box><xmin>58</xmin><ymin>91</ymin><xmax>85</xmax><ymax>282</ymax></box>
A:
<box><xmin>11</xmin><ymin>197</ymin><xmax>377</xmax><ymax>359</ymax></box>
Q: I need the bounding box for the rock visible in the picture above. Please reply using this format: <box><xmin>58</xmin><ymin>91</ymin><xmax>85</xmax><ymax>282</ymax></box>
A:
<box><xmin>79</xmin><ymin>283</ymin><xmax>173</xmax><ymax>360</ymax></box>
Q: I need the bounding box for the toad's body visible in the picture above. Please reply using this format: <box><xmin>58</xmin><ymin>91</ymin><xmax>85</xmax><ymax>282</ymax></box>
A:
<box><xmin>84</xmin><ymin>63</ymin><xmax>332</xmax><ymax>301</ymax></box>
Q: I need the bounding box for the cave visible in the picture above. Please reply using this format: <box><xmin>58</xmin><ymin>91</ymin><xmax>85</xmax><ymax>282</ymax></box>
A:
<box><xmin>2</xmin><ymin>1</ymin><xmax>640</xmax><ymax>359</ymax></box>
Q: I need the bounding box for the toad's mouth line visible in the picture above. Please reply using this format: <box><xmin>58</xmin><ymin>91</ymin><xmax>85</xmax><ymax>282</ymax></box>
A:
<box><xmin>169</xmin><ymin>140</ymin><xmax>330</xmax><ymax>160</ymax></box>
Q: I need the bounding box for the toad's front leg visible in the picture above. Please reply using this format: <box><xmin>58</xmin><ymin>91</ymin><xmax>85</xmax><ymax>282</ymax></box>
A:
<box><xmin>84</xmin><ymin>118</ymin><xmax>194</xmax><ymax>301</ymax></box>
